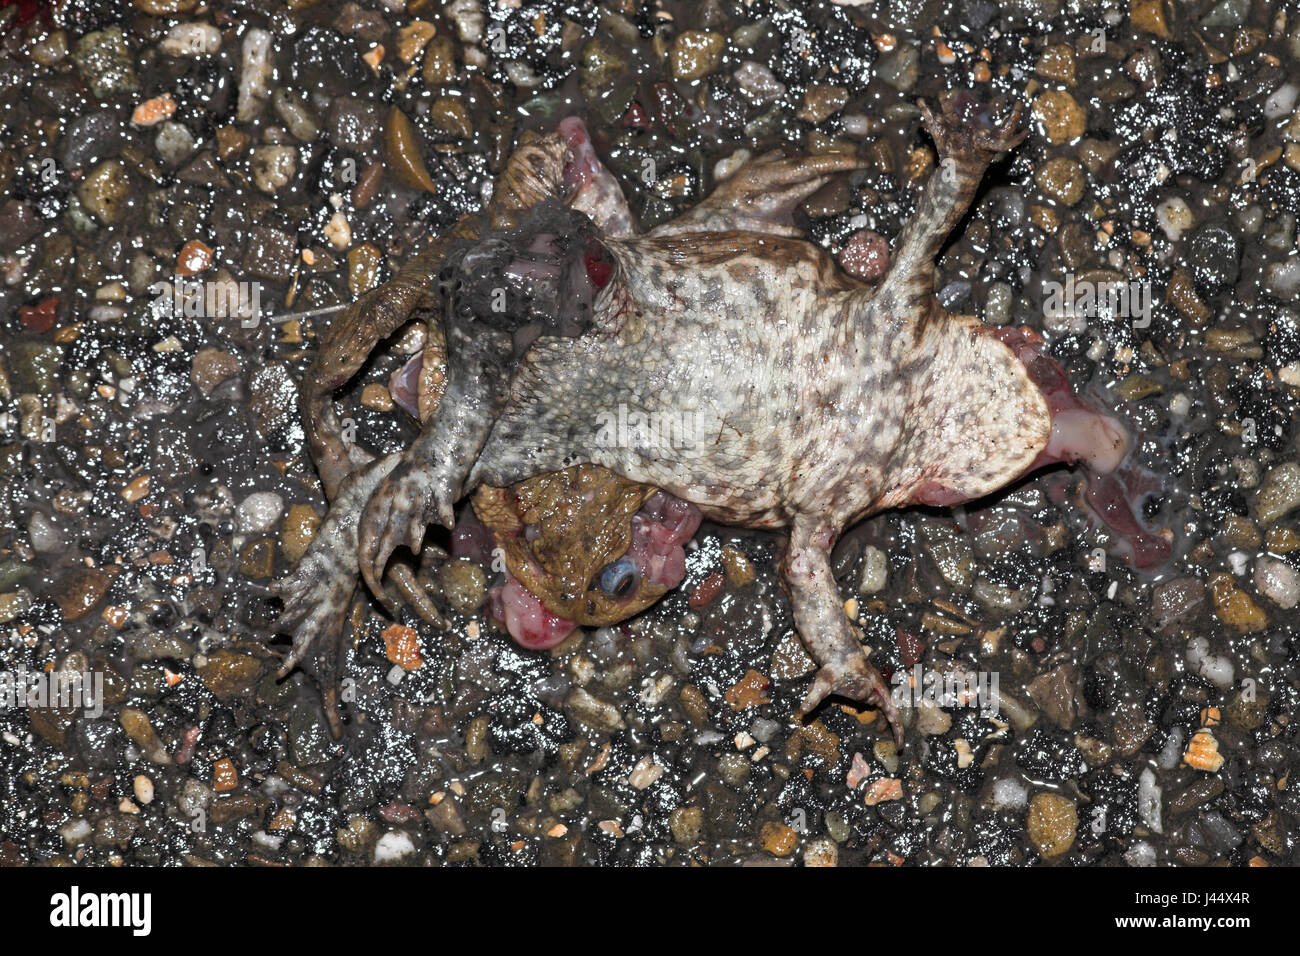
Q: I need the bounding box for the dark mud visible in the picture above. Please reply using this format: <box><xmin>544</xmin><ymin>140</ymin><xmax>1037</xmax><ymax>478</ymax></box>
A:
<box><xmin>0</xmin><ymin>0</ymin><xmax>1298</xmax><ymax>866</ymax></box>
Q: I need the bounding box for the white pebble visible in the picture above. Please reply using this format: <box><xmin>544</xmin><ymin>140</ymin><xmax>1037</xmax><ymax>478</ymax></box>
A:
<box><xmin>159</xmin><ymin>23</ymin><xmax>222</xmax><ymax>58</ymax></box>
<box><xmin>991</xmin><ymin>777</ymin><xmax>1029</xmax><ymax>810</ymax></box>
<box><xmin>1185</xmin><ymin>635</ymin><xmax>1234</xmax><ymax>690</ymax></box>
<box><xmin>133</xmin><ymin>775</ymin><xmax>155</xmax><ymax>805</ymax></box>
<box><xmin>373</xmin><ymin>830</ymin><xmax>416</xmax><ymax>863</ymax></box>
<box><xmin>859</xmin><ymin>545</ymin><xmax>887</xmax><ymax>594</ymax></box>
<box><xmin>59</xmin><ymin>818</ymin><xmax>92</xmax><ymax>846</ymax></box>
<box><xmin>1156</xmin><ymin>196</ymin><xmax>1194</xmax><ymax>241</ymax></box>
<box><xmin>1157</xmin><ymin>726</ymin><xmax>1184</xmax><ymax>770</ymax></box>
<box><xmin>236</xmin><ymin>491</ymin><xmax>284</xmax><ymax>534</ymax></box>
<box><xmin>1255</xmin><ymin>556</ymin><xmax>1300</xmax><ymax>609</ymax></box>
<box><xmin>1137</xmin><ymin>767</ymin><xmax>1162</xmax><ymax>834</ymax></box>
<box><xmin>732</xmin><ymin>60</ymin><xmax>786</xmax><ymax>103</ymax></box>
<box><xmin>324</xmin><ymin>210</ymin><xmax>352</xmax><ymax>249</ymax></box>
<box><xmin>445</xmin><ymin>0</ymin><xmax>485</xmax><ymax>43</ymax></box>
<box><xmin>1124</xmin><ymin>841</ymin><xmax>1157</xmax><ymax>867</ymax></box>
<box><xmin>237</xmin><ymin>28</ymin><xmax>274</xmax><ymax>123</ymax></box>
<box><xmin>1265</xmin><ymin>82</ymin><xmax>1299</xmax><ymax>120</ymax></box>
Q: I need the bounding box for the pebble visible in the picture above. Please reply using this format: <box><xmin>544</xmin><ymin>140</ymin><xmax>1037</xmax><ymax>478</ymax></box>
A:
<box><xmin>78</xmin><ymin>160</ymin><xmax>130</xmax><ymax>225</ymax></box>
<box><xmin>272</xmin><ymin>89</ymin><xmax>320</xmax><ymax>142</ymax></box>
<box><xmin>1034</xmin><ymin>157</ymin><xmax>1084</xmax><ymax>205</ymax></box>
<box><xmin>237</xmin><ymin>28</ymin><xmax>274</xmax><ymax>122</ymax></box>
<box><xmin>838</xmin><ymin>230</ymin><xmax>889</xmax><ymax>281</ymax></box>
<box><xmin>251</xmin><ymin>145</ymin><xmax>298</xmax><ymax>194</ymax></box>
<box><xmin>858</xmin><ymin>545</ymin><xmax>887</xmax><ymax>593</ymax></box>
<box><xmin>57</xmin><ymin>567</ymin><xmax>112</xmax><ymax>621</ymax></box>
<box><xmin>155</xmin><ymin>121</ymin><xmax>195</xmax><ymax>166</ymax></box>
<box><xmin>237</xmin><ymin>492</ymin><xmax>285</xmax><ymax>535</ymax></box>
<box><xmin>74</xmin><ymin>26</ymin><xmax>140</xmax><ymax>99</ymax></box>
<box><xmin>1027</xmin><ymin>793</ymin><xmax>1077</xmax><ymax>859</ymax></box>
<box><xmin>1137</xmin><ymin>767</ymin><xmax>1162</xmax><ymax>834</ymax></box>
<box><xmin>119</xmin><ymin>708</ymin><xmax>171</xmax><ymax>765</ymax></box>
<box><xmin>992</xmin><ymin>777</ymin><xmax>1029</xmax><ymax>810</ymax></box>
<box><xmin>669</xmin><ymin>805</ymin><xmax>704</xmax><ymax>846</ymax></box>
<box><xmin>797</xmin><ymin>84</ymin><xmax>849</xmax><ymax>124</ymax></box>
<box><xmin>1032</xmin><ymin>91</ymin><xmax>1087</xmax><ymax>144</ymax></box>
<box><xmin>876</xmin><ymin>46</ymin><xmax>918</xmax><ymax>91</ymax></box>
<box><xmin>671</xmin><ymin>30</ymin><xmax>725</xmax><ymax>81</ymax></box>
<box><xmin>190</xmin><ymin>347</ymin><xmax>239</xmax><ymax>396</ymax></box>
<box><xmin>1206</xmin><ymin>573</ymin><xmax>1267</xmax><ymax>634</ymax></box>
<box><xmin>1256</xmin><ymin>462</ymin><xmax>1300</xmax><ymax>527</ymax></box>
<box><xmin>159</xmin><ymin>22</ymin><xmax>222</xmax><ymax>58</ymax></box>
<box><xmin>373</xmin><ymin>830</ymin><xmax>416</xmax><ymax>863</ymax></box>
<box><xmin>1125</xmin><ymin>841</ymin><xmax>1157</xmax><ymax>866</ymax></box>
<box><xmin>439</xmin><ymin>558</ymin><xmax>486</xmax><ymax>612</ymax></box>
<box><xmin>1254</xmin><ymin>557</ymin><xmax>1299</xmax><ymax>610</ymax></box>
<box><xmin>759</xmin><ymin>821</ymin><xmax>797</xmax><ymax>856</ymax></box>
<box><xmin>732</xmin><ymin>61</ymin><xmax>785</xmax><ymax>103</ymax></box>
<box><xmin>132</xmin><ymin>775</ymin><xmax>154</xmax><ymax>805</ymax></box>
<box><xmin>803</xmin><ymin>838</ymin><xmax>838</xmax><ymax>867</ymax></box>
<box><xmin>197</xmin><ymin>650</ymin><xmax>262</xmax><ymax>700</ymax></box>
<box><xmin>1186</xmin><ymin>634</ymin><xmax>1236</xmax><ymax>688</ymax></box>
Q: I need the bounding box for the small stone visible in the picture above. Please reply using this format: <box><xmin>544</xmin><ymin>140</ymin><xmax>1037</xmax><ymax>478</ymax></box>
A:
<box><xmin>838</xmin><ymin>230</ymin><xmax>889</xmax><ymax>282</ymax></box>
<box><xmin>1256</xmin><ymin>461</ymin><xmax>1300</xmax><ymax>527</ymax></box>
<box><xmin>721</xmin><ymin>545</ymin><xmax>755</xmax><ymax>587</ymax></box>
<box><xmin>1208</xmin><ymin>572</ymin><xmax>1267</xmax><ymax>632</ymax></box>
<box><xmin>280</xmin><ymin>504</ymin><xmax>321</xmax><ymax>563</ymax></box>
<box><xmin>759</xmin><ymin>821</ymin><xmax>798</xmax><ymax>856</ymax></box>
<box><xmin>119</xmin><ymin>707</ymin><xmax>171</xmax><ymax>765</ymax></box>
<box><xmin>439</xmin><ymin>558</ymin><xmax>486</xmax><ymax>612</ymax></box>
<box><xmin>239</xmin><ymin>539</ymin><xmax>275</xmax><ymax>578</ymax></box>
<box><xmin>1182</xmin><ymin>730</ymin><xmax>1225</xmax><ymax>773</ymax></box>
<box><xmin>74</xmin><ymin>26</ymin><xmax>140</xmax><ymax>99</ymax></box>
<box><xmin>876</xmin><ymin>46</ymin><xmax>918</xmax><ymax>91</ymax></box>
<box><xmin>863</xmin><ymin>778</ymin><xmax>903</xmax><ymax>806</ymax></box>
<box><xmin>670</xmin><ymin>30</ymin><xmax>725</xmax><ymax>81</ymax></box>
<box><xmin>251</xmin><ymin>145</ymin><xmax>297</xmax><ymax>194</ymax></box>
<box><xmin>190</xmin><ymin>347</ymin><xmax>239</xmax><ymax>396</ymax></box>
<box><xmin>429</xmin><ymin>96</ymin><xmax>473</xmax><ymax>138</ymax></box>
<box><xmin>56</xmin><ymin>568</ymin><xmax>112</xmax><ymax>621</ymax></box>
<box><xmin>347</xmin><ymin>244</ymin><xmax>382</xmax><ymax>297</ymax></box>
<box><xmin>1033</xmin><ymin>91</ymin><xmax>1086</xmax><ymax>144</ymax></box>
<box><xmin>324</xmin><ymin>211</ymin><xmax>352</xmax><ymax>250</ymax></box>
<box><xmin>732</xmin><ymin>61</ymin><xmax>785</xmax><ymax>103</ymax></box>
<box><xmin>803</xmin><ymin>837</ymin><xmax>838</xmax><ymax>867</ymax></box>
<box><xmin>272</xmin><ymin>88</ymin><xmax>320</xmax><ymax>142</ymax></box>
<box><xmin>133</xmin><ymin>775</ymin><xmax>154</xmax><ymax>805</ymax></box>
<box><xmin>1254</xmin><ymin>557</ymin><xmax>1299</xmax><ymax>610</ymax></box>
<box><xmin>78</xmin><ymin>160</ymin><xmax>131</xmax><ymax>225</ymax></box>
<box><xmin>197</xmin><ymin>650</ymin><xmax>262</xmax><ymax>700</ymax></box>
<box><xmin>669</xmin><ymin>805</ymin><xmax>704</xmax><ymax>846</ymax></box>
<box><xmin>859</xmin><ymin>545</ymin><xmax>887</xmax><ymax>593</ymax></box>
<box><xmin>422</xmin><ymin>35</ymin><xmax>457</xmax><ymax>84</ymax></box>
<box><xmin>159</xmin><ymin>22</ymin><xmax>222</xmax><ymax>58</ymax></box>
<box><xmin>1035</xmin><ymin>157</ymin><xmax>1085</xmax><ymax>205</ymax></box>
<box><xmin>797</xmin><ymin>84</ymin><xmax>849</xmax><ymax>124</ymax></box>
<box><xmin>1034</xmin><ymin>44</ymin><xmax>1076</xmax><ymax>84</ymax></box>
<box><xmin>1027</xmin><ymin>793</ymin><xmax>1077</xmax><ymax>859</ymax></box>
<box><xmin>1130</xmin><ymin>0</ymin><xmax>1171</xmax><ymax>38</ymax></box>
<box><xmin>373</xmin><ymin>830</ymin><xmax>416</xmax><ymax>863</ymax></box>
<box><xmin>359</xmin><ymin>382</ymin><xmax>392</xmax><ymax>410</ymax></box>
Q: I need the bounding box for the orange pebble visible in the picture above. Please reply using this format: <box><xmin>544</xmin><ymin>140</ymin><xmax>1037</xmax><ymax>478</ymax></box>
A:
<box><xmin>212</xmin><ymin>757</ymin><xmax>238</xmax><ymax>792</ymax></box>
<box><xmin>131</xmin><ymin>94</ymin><xmax>178</xmax><ymax>127</ymax></box>
<box><xmin>177</xmin><ymin>239</ymin><xmax>213</xmax><ymax>276</ymax></box>
<box><xmin>383</xmin><ymin>624</ymin><xmax>423</xmax><ymax>670</ymax></box>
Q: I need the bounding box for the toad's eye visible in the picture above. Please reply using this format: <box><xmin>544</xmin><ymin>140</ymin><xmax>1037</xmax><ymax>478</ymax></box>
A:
<box><xmin>596</xmin><ymin>556</ymin><xmax>639</xmax><ymax>598</ymax></box>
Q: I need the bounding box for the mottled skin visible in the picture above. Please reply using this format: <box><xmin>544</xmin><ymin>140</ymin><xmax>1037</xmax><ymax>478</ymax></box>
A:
<box><xmin>278</xmin><ymin>93</ymin><xmax>1096</xmax><ymax>745</ymax></box>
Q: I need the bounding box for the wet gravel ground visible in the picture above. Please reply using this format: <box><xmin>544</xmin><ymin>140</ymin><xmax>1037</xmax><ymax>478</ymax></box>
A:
<box><xmin>1</xmin><ymin>0</ymin><xmax>1299</xmax><ymax>867</ymax></box>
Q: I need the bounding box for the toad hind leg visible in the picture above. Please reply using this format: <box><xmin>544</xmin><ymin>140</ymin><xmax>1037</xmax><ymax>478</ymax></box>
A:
<box><xmin>783</xmin><ymin>518</ymin><xmax>902</xmax><ymax>746</ymax></box>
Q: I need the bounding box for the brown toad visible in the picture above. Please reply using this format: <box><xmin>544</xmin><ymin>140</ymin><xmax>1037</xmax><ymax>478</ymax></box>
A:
<box><xmin>276</xmin><ymin>94</ymin><xmax>1129</xmax><ymax>744</ymax></box>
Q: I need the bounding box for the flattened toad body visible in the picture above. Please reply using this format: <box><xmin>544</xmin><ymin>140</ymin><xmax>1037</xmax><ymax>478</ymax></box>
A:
<box><xmin>277</xmin><ymin>94</ymin><xmax>1130</xmax><ymax>742</ymax></box>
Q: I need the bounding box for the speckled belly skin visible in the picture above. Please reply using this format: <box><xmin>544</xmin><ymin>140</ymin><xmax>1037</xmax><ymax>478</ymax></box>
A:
<box><xmin>276</xmin><ymin>92</ymin><xmax>1127</xmax><ymax>745</ymax></box>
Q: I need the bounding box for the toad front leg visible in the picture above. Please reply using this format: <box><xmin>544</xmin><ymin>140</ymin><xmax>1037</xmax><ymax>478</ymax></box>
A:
<box><xmin>783</xmin><ymin>519</ymin><xmax>902</xmax><ymax>745</ymax></box>
<box><xmin>879</xmin><ymin>91</ymin><xmax>1025</xmax><ymax>316</ymax></box>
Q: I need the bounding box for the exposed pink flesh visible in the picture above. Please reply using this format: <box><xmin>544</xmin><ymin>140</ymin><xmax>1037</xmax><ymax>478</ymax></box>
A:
<box><xmin>389</xmin><ymin>352</ymin><xmax>423</xmax><ymax>419</ymax></box>
<box><xmin>992</xmin><ymin>326</ymin><xmax>1128</xmax><ymax>474</ymax></box>
<box><xmin>625</xmin><ymin>491</ymin><xmax>703</xmax><ymax>589</ymax></box>
<box><xmin>992</xmin><ymin>326</ymin><xmax>1171</xmax><ymax>570</ymax></box>
<box><xmin>489</xmin><ymin>574</ymin><xmax>577</xmax><ymax>650</ymax></box>
<box><xmin>559</xmin><ymin>116</ymin><xmax>602</xmax><ymax>194</ymax></box>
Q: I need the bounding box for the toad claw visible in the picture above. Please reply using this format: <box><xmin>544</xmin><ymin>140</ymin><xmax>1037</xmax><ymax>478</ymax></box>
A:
<box><xmin>358</xmin><ymin>460</ymin><xmax>452</xmax><ymax>603</ymax></box>
<box><xmin>800</xmin><ymin>658</ymin><xmax>903</xmax><ymax>747</ymax></box>
<box><xmin>272</xmin><ymin>552</ymin><xmax>352</xmax><ymax>680</ymax></box>
<box><xmin>921</xmin><ymin>90</ymin><xmax>1025</xmax><ymax>164</ymax></box>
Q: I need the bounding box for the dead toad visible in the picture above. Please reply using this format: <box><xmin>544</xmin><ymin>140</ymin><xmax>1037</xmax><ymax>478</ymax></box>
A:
<box><xmin>276</xmin><ymin>93</ymin><xmax>1130</xmax><ymax>744</ymax></box>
